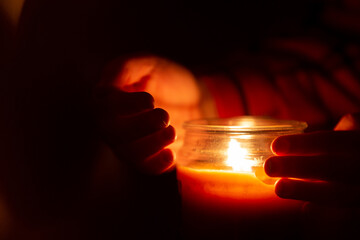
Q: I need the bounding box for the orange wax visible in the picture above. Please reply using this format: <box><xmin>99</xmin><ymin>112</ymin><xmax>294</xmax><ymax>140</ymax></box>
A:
<box><xmin>177</xmin><ymin>166</ymin><xmax>304</xmax><ymax>239</ymax></box>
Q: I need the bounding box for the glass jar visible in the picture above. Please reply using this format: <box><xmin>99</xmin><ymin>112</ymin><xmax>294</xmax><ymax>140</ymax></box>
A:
<box><xmin>176</xmin><ymin>116</ymin><xmax>307</xmax><ymax>239</ymax></box>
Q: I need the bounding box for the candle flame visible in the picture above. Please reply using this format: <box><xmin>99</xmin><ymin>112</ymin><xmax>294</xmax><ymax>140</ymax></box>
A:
<box><xmin>226</xmin><ymin>139</ymin><xmax>255</xmax><ymax>172</ymax></box>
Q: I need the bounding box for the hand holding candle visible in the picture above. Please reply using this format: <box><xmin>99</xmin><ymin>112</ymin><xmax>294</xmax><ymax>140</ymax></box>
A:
<box><xmin>265</xmin><ymin>113</ymin><xmax>360</xmax><ymax>206</ymax></box>
<box><xmin>265</xmin><ymin>113</ymin><xmax>360</xmax><ymax>239</ymax></box>
<box><xmin>94</xmin><ymin>87</ymin><xmax>176</xmax><ymax>175</ymax></box>
<box><xmin>96</xmin><ymin>55</ymin><xmax>203</xmax><ymax>174</ymax></box>
<box><xmin>177</xmin><ymin>117</ymin><xmax>307</xmax><ymax>239</ymax></box>
<box><xmin>100</xmin><ymin>55</ymin><xmax>203</xmax><ymax>152</ymax></box>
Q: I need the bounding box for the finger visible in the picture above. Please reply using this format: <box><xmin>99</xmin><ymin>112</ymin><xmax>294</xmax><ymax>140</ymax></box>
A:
<box><xmin>265</xmin><ymin>155</ymin><xmax>360</xmax><ymax>183</ymax></box>
<box><xmin>334</xmin><ymin>113</ymin><xmax>360</xmax><ymax>131</ymax></box>
<box><xmin>94</xmin><ymin>87</ymin><xmax>154</xmax><ymax>115</ymax></box>
<box><xmin>275</xmin><ymin>178</ymin><xmax>360</xmax><ymax>206</ymax></box>
<box><xmin>114</xmin><ymin>125</ymin><xmax>176</xmax><ymax>163</ymax></box>
<box><xmin>138</xmin><ymin>149</ymin><xmax>175</xmax><ymax>175</ymax></box>
<box><xmin>102</xmin><ymin>108</ymin><xmax>170</xmax><ymax>144</ymax></box>
<box><xmin>271</xmin><ymin>131</ymin><xmax>360</xmax><ymax>156</ymax></box>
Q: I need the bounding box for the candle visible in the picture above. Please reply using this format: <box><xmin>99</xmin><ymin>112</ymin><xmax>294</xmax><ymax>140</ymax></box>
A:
<box><xmin>176</xmin><ymin>116</ymin><xmax>307</xmax><ymax>239</ymax></box>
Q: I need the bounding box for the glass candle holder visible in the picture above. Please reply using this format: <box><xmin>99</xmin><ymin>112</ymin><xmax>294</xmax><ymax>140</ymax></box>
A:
<box><xmin>176</xmin><ymin>116</ymin><xmax>307</xmax><ymax>240</ymax></box>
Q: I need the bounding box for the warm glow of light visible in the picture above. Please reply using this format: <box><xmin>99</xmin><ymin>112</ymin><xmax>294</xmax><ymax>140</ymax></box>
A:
<box><xmin>226</xmin><ymin>139</ymin><xmax>255</xmax><ymax>172</ymax></box>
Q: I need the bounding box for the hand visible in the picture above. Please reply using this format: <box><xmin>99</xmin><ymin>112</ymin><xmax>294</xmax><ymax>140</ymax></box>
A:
<box><xmin>264</xmin><ymin>113</ymin><xmax>360</xmax><ymax>206</ymax></box>
<box><xmin>94</xmin><ymin>87</ymin><xmax>176</xmax><ymax>175</ymax></box>
<box><xmin>96</xmin><ymin>55</ymin><xmax>202</xmax><ymax>174</ymax></box>
<box><xmin>264</xmin><ymin>113</ymin><xmax>360</xmax><ymax>240</ymax></box>
<box><xmin>101</xmin><ymin>55</ymin><xmax>202</xmax><ymax>152</ymax></box>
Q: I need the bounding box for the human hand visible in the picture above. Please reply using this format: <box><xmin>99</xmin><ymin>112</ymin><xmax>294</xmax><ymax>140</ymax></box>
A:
<box><xmin>94</xmin><ymin>87</ymin><xmax>176</xmax><ymax>175</ymax></box>
<box><xmin>95</xmin><ymin>55</ymin><xmax>202</xmax><ymax>174</ymax></box>
<box><xmin>100</xmin><ymin>55</ymin><xmax>202</xmax><ymax>153</ymax></box>
<box><xmin>264</xmin><ymin>113</ymin><xmax>360</xmax><ymax>239</ymax></box>
<box><xmin>264</xmin><ymin>113</ymin><xmax>360</xmax><ymax>206</ymax></box>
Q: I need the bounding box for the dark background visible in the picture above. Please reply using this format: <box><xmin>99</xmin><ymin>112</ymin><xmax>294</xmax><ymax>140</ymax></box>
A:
<box><xmin>0</xmin><ymin>0</ymin><xmax>355</xmax><ymax>239</ymax></box>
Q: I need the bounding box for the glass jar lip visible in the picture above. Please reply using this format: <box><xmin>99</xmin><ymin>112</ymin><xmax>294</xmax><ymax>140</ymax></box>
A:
<box><xmin>183</xmin><ymin>116</ymin><xmax>308</xmax><ymax>133</ymax></box>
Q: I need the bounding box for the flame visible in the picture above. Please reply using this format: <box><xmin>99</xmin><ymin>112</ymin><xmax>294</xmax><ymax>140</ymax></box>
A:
<box><xmin>226</xmin><ymin>139</ymin><xmax>255</xmax><ymax>172</ymax></box>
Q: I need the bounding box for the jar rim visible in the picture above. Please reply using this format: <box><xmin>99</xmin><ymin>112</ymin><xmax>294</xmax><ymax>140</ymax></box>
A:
<box><xmin>183</xmin><ymin>116</ymin><xmax>308</xmax><ymax>133</ymax></box>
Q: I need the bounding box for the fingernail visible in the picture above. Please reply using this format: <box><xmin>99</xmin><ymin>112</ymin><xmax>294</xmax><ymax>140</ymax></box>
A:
<box><xmin>154</xmin><ymin>108</ymin><xmax>170</xmax><ymax>127</ymax></box>
<box><xmin>165</xmin><ymin>125</ymin><xmax>176</xmax><ymax>142</ymax></box>
<box><xmin>264</xmin><ymin>157</ymin><xmax>280</xmax><ymax>176</ymax></box>
<box><xmin>271</xmin><ymin>137</ymin><xmax>290</xmax><ymax>155</ymax></box>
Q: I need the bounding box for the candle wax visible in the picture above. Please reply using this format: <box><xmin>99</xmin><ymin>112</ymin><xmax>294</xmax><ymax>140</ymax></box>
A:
<box><xmin>177</xmin><ymin>166</ymin><xmax>304</xmax><ymax>240</ymax></box>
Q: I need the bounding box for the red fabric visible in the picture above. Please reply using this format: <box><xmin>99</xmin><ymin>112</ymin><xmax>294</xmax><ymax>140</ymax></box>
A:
<box><xmin>201</xmin><ymin>75</ymin><xmax>244</xmax><ymax>118</ymax></box>
<box><xmin>199</xmin><ymin>38</ymin><xmax>360</xmax><ymax>130</ymax></box>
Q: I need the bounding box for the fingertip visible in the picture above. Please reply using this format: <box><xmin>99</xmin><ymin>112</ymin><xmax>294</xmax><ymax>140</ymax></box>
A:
<box><xmin>166</xmin><ymin>125</ymin><xmax>177</xmax><ymax>142</ymax></box>
<box><xmin>264</xmin><ymin>157</ymin><xmax>278</xmax><ymax>177</ymax></box>
<box><xmin>141</xmin><ymin>91</ymin><xmax>155</xmax><ymax>104</ymax></box>
<box><xmin>142</xmin><ymin>149</ymin><xmax>175</xmax><ymax>175</ymax></box>
<box><xmin>274</xmin><ymin>178</ymin><xmax>285</xmax><ymax>198</ymax></box>
<box><xmin>162</xmin><ymin>148</ymin><xmax>175</xmax><ymax>159</ymax></box>
<box><xmin>154</xmin><ymin>108</ymin><xmax>170</xmax><ymax>127</ymax></box>
<box><xmin>161</xmin><ymin>149</ymin><xmax>176</xmax><ymax>173</ymax></box>
<box><xmin>158</xmin><ymin>148</ymin><xmax>176</xmax><ymax>173</ymax></box>
<box><xmin>274</xmin><ymin>178</ymin><xmax>292</xmax><ymax>199</ymax></box>
<box><xmin>271</xmin><ymin>136</ymin><xmax>290</xmax><ymax>155</ymax></box>
<box><xmin>334</xmin><ymin>113</ymin><xmax>360</xmax><ymax>130</ymax></box>
<box><xmin>135</xmin><ymin>91</ymin><xmax>155</xmax><ymax>109</ymax></box>
<box><xmin>93</xmin><ymin>87</ymin><xmax>155</xmax><ymax>115</ymax></box>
